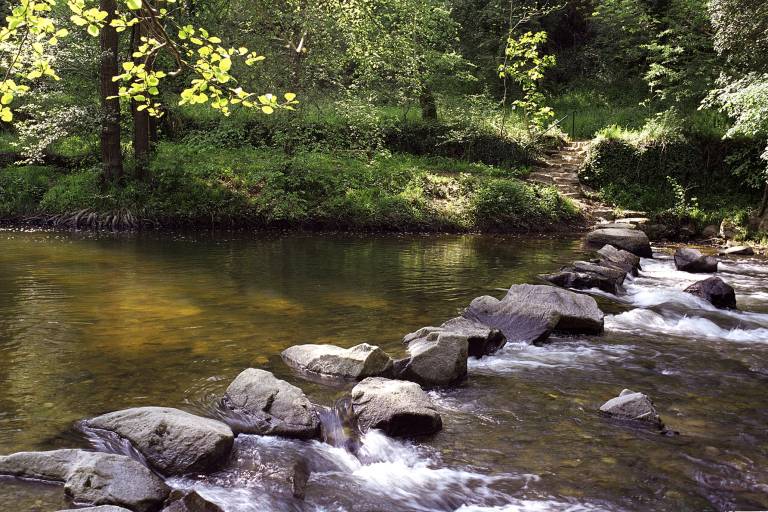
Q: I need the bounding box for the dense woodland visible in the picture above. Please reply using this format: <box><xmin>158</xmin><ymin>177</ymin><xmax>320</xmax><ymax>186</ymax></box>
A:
<box><xmin>0</xmin><ymin>0</ymin><xmax>766</xmax><ymax>236</ymax></box>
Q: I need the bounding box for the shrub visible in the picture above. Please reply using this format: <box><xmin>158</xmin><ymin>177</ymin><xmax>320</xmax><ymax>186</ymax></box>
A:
<box><xmin>0</xmin><ymin>165</ymin><xmax>59</xmax><ymax>217</ymax></box>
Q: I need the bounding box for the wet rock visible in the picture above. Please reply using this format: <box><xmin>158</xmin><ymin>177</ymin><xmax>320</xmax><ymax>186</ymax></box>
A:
<box><xmin>597</xmin><ymin>244</ymin><xmax>641</xmax><ymax>276</ymax></box>
<box><xmin>0</xmin><ymin>449</ymin><xmax>169</xmax><ymax>512</ymax></box>
<box><xmin>351</xmin><ymin>377</ymin><xmax>442</xmax><ymax>437</ymax></box>
<box><xmin>403</xmin><ymin>316</ymin><xmax>506</xmax><ymax>358</ymax></box>
<box><xmin>684</xmin><ymin>277</ymin><xmax>737</xmax><ymax>309</ymax></box>
<box><xmin>585</xmin><ymin>228</ymin><xmax>652</xmax><ymax>257</ymax></box>
<box><xmin>83</xmin><ymin>407</ymin><xmax>234</xmax><ymax>476</ymax></box>
<box><xmin>673</xmin><ymin>248</ymin><xmax>718</xmax><ymax>273</ymax></box>
<box><xmin>540</xmin><ymin>268</ymin><xmax>622</xmax><ymax>295</ymax></box>
<box><xmin>161</xmin><ymin>490</ymin><xmax>225</xmax><ymax>512</ymax></box>
<box><xmin>614</xmin><ymin>217</ymin><xmax>649</xmax><ymax>226</ymax></box>
<box><xmin>599</xmin><ymin>389</ymin><xmax>663</xmax><ymax>428</ymax></box>
<box><xmin>719</xmin><ymin>245</ymin><xmax>754</xmax><ymax>256</ymax></box>
<box><xmin>281</xmin><ymin>343</ymin><xmax>393</xmax><ymax>380</ymax></box>
<box><xmin>220</xmin><ymin>368</ymin><xmax>320</xmax><ymax>439</ymax></box>
<box><xmin>59</xmin><ymin>507</ymin><xmax>133</xmax><ymax>512</ymax></box>
<box><xmin>571</xmin><ymin>261</ymin><xmax>627</xmax><ymax>285</ymax></box>
<box><xmin>397</xmin><ymin>332</ymin><xmax>468</xmax><ymax>386</ymax></box>
<box><xmin>465</xmin><ymin>285</ymin><xmax>604</xmax><ymax>342</ymax></box>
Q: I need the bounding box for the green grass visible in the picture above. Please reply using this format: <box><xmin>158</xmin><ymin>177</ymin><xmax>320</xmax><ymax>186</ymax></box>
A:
<box><xmin>1</xmin><ymin>143</ymin><xmax>576</xmax><ymax>231</ymax></box>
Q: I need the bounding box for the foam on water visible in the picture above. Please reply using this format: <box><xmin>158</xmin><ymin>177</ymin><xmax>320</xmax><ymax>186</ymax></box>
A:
<box><xmin>455</xmin><ymin>502</ymin><xmax>611</xmax><ymax>512</ymax></box>
<box><xmin>467</xmin><ymin>341</ymin><xmax>631</xmax><ymax>374</ymax></box>
<box><xmin>168</xmin><ymin>430</ymin><xmax>537</xmax><ymax>512</ymax></box>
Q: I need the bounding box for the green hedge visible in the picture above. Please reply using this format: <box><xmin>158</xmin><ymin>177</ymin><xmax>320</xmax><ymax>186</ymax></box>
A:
<box><xmin>579</xmin><ymin>136</ymin><xmax>763</xmax><ymax>213</ymax></box>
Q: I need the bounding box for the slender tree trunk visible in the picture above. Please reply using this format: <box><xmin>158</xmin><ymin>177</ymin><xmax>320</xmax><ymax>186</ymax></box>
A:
<box><xmin>131</xmin><ymin>18</ymin><xmax>152</xmax><ymax>177</ymax></box>
<box><xmin>99</xmin><ymin>0</ymin><xmax>123</xmax><ymax>181</ymax></box>
<box><xmin>758</xmin><ymin>180</ymin><xmax>768</xmax><ymax>218</ymax></box>
<box><xmin>420</xmin><ymin>87</ymin><xmax>437</xmax><ymax>121</ymax></box>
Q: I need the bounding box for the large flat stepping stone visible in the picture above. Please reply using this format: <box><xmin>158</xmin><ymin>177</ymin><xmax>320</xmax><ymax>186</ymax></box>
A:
<box><xmin>220</xmin><ymin>368</ymin><xmax>320</xmax><ymax>438</ymax></box>
<box><xmin>0</xmin><ymin>449</ymin><xmax>169</xmax><ymax>512</ymax></box>
<box><xmin>281</xmin><ymin>343</ymin><xmax>393</xmax><ymax>380</ymax></box>
<box><xmin>585</xmin><ymin>228</ymin><xmax>652</xmax><ymax>257</ymax></box>
<box><xmin>351</xmin><ymin>377</ymin><xmax>442</xmax><ymax>437</ymax></box>
<box><xmin>83</xmin><ymin>407</ymin><xmax>234</xmax><ymax>476</ymax></box>
<box><xmin>397</xmin><ymin>332</ymin><xmax>468</xmax><ymax>386</ymax></box>
<box><xmin>403</xmin><ymin>316</ymin><xmax>506</xmax><ymax>358</ymax></box>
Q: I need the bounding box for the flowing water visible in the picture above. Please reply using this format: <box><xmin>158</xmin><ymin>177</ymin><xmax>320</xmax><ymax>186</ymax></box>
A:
<box><xmin>0</xmin><ymin>230</ymin><xmax>767</xmax><ymax>511</ymax></box>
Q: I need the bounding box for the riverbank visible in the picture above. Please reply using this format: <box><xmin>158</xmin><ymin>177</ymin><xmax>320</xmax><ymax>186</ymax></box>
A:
<box><xmin>0</xmin><ymin>142</ymin><xmax>582</xmax><ymax>233</ymax></box>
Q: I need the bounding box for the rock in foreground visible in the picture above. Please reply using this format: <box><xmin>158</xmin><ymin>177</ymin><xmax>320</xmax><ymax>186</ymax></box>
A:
<box><xmin>684</xmin><ymin>277</ymin><xmax>737</xmax><ymax>309</ymax></box>
<box><xmin>674</xmin><ymin>248</ymin><xmax>718</xmax><ymax>273</ymax></box>
<box><xmin>397</xmin><ymin>332</ymin><xmax>468</xmax><ymax>386</ymax></box>
<box><xmin>541</xmin><ymin>262</ymin><xmax>625</xmax><ymax>295</ymax></box>
<box><xmin>59</xmin><ymin>507</ymin><xmax>133</xmax><ymax>512</ymax></box>
<box><xmin>351</xmin><ymin>377</ymin><xmax>442</xmax><ymax>437</ymax></box>
<box><xmin>403</xmin><ymin>316</ymin><xmax>506</xmax><ymax>358</ymax></box>
<box><xmin>281</xmin><ymin>343</ymin><xmax>393</xmax><ymax>380</ymax></box>
<box><xmin>161</xmin><ymin>490</ymin><xmax>226</xmax><ymax>512</ymax></box>
<box><xmin>0</xmin><ymin>449</ymin><xmax>169</xmax><ymax>512</ymax></box>
<box><xmin>585</xmin><ymin>228</ymin><xmax>652</xmax><ymax>257</ymax></box>
<box><xmin>220</xmin><ymin>368</ymin><xmax>320</xmax><ymax>438</ymax></box>
<box><xmin>599</xmin><ymin>389</ymin><xmax>663</xmax><ymax>428</ymax></box>
<box><xmin>84</xmin><ymin>407</ymin><xmax>234</xmax><ymax>476</ymax></box>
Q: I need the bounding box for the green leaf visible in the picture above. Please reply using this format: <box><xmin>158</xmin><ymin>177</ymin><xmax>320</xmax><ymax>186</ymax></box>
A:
<box><xmin>261</xmin><ymin>105</ymin><xmax>274</xmax><ymax>114</ymax></box>
<box><xmin>126</xmin><ymin>0</ymin><xmax>142</xmax><ymax>10</ymax></box>
<box><xmin>1</xmin><ymin>93</ymin><xmax>13</xmax><ymax>105</ymax></box>
<box><xmin>87</xmin><ymin>24</ymin><xmax>99</xmax><ymax>37</ymax></box>
<box><xmin>1</xmin><ymin>109</ymin><xmax>12</xmax><ymax>123</ymax></box>
<box><xmin>284</xmin><ymin>92</ymin><xmax>296</xmax><ymax>102</ymax></box>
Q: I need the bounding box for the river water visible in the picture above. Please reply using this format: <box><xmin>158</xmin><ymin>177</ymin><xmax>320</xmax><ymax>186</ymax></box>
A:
<box><xmin>0</xmin><ymin>230</ymin><xmax>766</xmax><ymax>511</ymax></box>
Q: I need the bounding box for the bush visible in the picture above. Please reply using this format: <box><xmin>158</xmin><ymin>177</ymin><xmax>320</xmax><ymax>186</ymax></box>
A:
<box><xmin>0</xmin><ymin>165</ymin><xmax>59</xmax><ymax>217</ymax></box>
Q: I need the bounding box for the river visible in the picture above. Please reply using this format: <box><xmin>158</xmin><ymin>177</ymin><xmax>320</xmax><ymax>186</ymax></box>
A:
<box><xmin>0</xmin><ymin>230</ymin><xmax>766</xmax><ymax>511</ymax></box>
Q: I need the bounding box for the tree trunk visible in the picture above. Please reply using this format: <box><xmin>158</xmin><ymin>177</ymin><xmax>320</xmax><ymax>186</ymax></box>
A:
<box><xmin>99</xmin><ymin>0</ymin><xmax>123</xmax><ymax>181</ymax></box>
<box><xmin>758</xmin><ymin>180</ymin><xmax>768</xmax><ymax>218</ymax></box>
<box><xmin>131</xmin><ymin>19</ymin><xmax>152</xmax><ymax>177</ymax></box>
<box><xmin>420</xmin><ymin>88</ymin><xmax>437</xmax><ymax>121</ymax></box>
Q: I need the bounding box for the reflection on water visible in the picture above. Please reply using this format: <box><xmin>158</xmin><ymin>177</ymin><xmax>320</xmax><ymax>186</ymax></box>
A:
<box><xmin>0</xmin><ymin>231</ymin><xmax>767</xmax><ymax>511</ymax></box>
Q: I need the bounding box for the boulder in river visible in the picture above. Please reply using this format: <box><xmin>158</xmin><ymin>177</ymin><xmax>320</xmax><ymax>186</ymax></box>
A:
<box><xmin>464</xmin><ymin>284</ymin><xmax>604</xmax><ymax>343</ymax></box>
<box><xmin>220</xmin><ymin>368</ymin><xmax>320</xmax><ymax>438</ymax></box>
<box><xmin>585</xmin><ymin>228</ymin><xmax>652</xmax><ymax>257</ymax></box>
<box><xmin>403</xmin><ymin>316</ymin><xmax>506</xmax><ymax>358</ymax></box>
<box><xmin>0</xmin><ymin>449</ymin><xmax>169</xmax><ymax>512</ymax></box>
<box><xmin>684</xmin><ymin>277</ymin><xmax>737</xmax><ymax>309</ymax></box>
<box><xmin>161</xmin><ymin>490</ymin><xmax>226</xmax><ymax>512</ymax></box>
<box><xmin>718</xmin><ymin>245</ymin><xmax>754</xmax><ymax>256</ymax></box>
<box><xmin>351</xmin><ymin>377</ymin><xmax>442</xmax><ymax>437</ymax></box>
<box><xmin>597</xmin><ymin>244</ymin><xmax>641</xmax><ymax>276</ymax></box>
<box><xmin>59</xmin><ymin>507</ymin><xmax>133</xmax><ymax>512</ymax></box>
<box><xmin>540</xmin><ymin>263</ymin><xmax>625</xmax><ymax>295</ymax></box>
<box><xmin>83</xmin><ymin>407</ymin><xmax>234</xmax><ymax>476</ymax></box>
<box><xmin>396</xmin><ymin>332</ymin><xmax>468</xmax><ymax>386</ymax></box>
<box><xmin>599</xmin><ymin>389</ymin><xmax>663</xmax><ymax>428</ymax></box>
<box><xmin>281</xmin><ymin>343</ymin><xmax>394</xmax><ymax>380</ymax></box>
<box><xmin>673</xmin><ymin>248</ymin><xmax>718</xmax><ymax>273</ymax></box>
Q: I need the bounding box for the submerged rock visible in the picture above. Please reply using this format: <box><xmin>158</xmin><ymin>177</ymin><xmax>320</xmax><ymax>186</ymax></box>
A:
<box><xmin>83</xmin><ymin>407</ymin><xmax>234</xmax><ymax>476</ymax></box>
<box><xmin>599</xmin><ymin>389</ymin><xmax>663</xmax><ymax>428</ymax></box>
<box><xmin>396</xmin><ymin>332</ymin><xmax>468</xmax><ymax>386</ymax></box>
<box><xmin>684</xmin><ymin>277</ymin><xmax>737</xmax><ymax>309</ymax></box>
<box><xmin>161</xmin><ymin>490</ymin><xmax>225</xmax><ymax>512</ymax></box>
<box><xmin>351</xmin><ymin>377</ymin><xmax>442</xmax><ymax>437</ymax></box>
<box><xmin>281</xmin><ymin>343</ymin><xmax>393</xmax><ymax>380</ymax></box>
<box><xmin>585</xmin><ymin>228</ymin><xmax>652</xmax><ymax>257</ymax></box>
<box><xmin>403</xmin><ymin>316</ymin><xmax>506</xmax><ymax>358</ymax></box>
<box><xmin>0</xmin><ymin>449</ymin><xmax>169</xmax><ymax>512</ymax></box>
<box><xmin>674</xmin><ymin>248</ymin><xmax>718</xmax><ymax>273</ymax></box>
<box><xmin>220</xmin><ymin>368</ymin><xmax>320</xmax><ymax>439</ymax></box>
<box><xmin>718</xmin><ymin>245</ymin><xmax>754</xmax><ymax>256</ymax></box>
<box><xmin>596</xmin><ymin>244</ymin><xmax>642</xmax><ymax>276</ymax></box>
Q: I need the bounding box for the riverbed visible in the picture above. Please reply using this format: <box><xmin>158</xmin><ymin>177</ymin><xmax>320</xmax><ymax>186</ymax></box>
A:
<box><xmin>0</xmin><ymin>230</ymin><xmax>766</xmax><ymax>511</ymax></box>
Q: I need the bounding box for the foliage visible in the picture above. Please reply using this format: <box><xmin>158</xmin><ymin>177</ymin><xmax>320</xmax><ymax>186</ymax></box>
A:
<box><xmin>499</xmin><ymin>31</ymin><xmax>556</xmax><ymax>132</ymax></box>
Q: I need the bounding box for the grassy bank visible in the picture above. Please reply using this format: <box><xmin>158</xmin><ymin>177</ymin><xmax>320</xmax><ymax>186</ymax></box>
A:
<box><xmin>0</xmin><ymin>142</ymin><xmax>579</xmax><ymax>232</ymax></box>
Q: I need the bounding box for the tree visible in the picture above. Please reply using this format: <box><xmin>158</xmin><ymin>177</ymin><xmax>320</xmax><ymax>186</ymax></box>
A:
<box><xmin>706</xmin><ymin>0</ymin><xmax>768</xmax><ymax>222</ymax></box>
<box><xmin>99</xmin><ymin>0</ymin><xmax>123</xmax><ymax>180</ymax></box>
